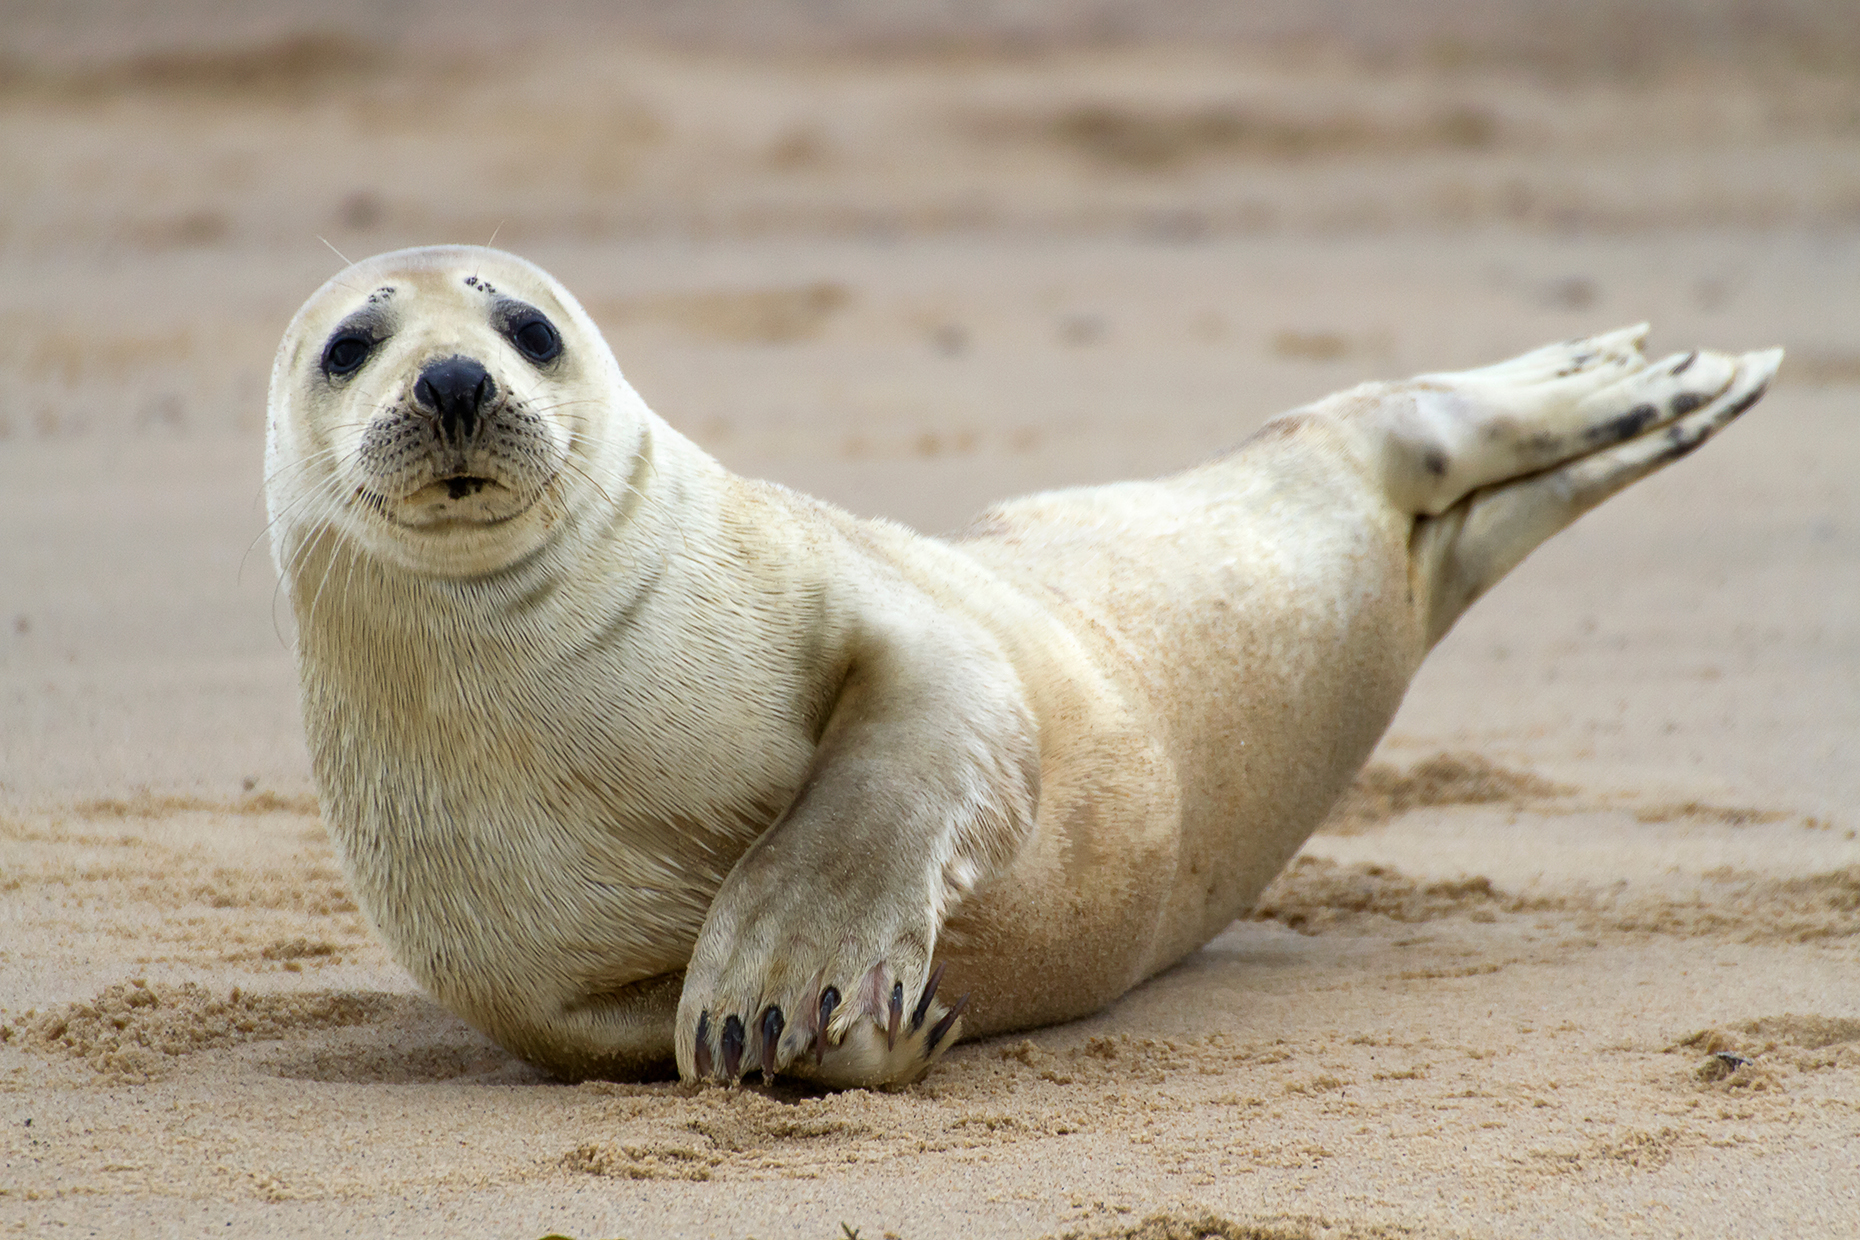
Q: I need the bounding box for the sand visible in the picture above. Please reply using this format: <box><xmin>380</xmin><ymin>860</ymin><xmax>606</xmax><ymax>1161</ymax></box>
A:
<box><xmin>2</xmin><ymin>7</ymin><xmax>1857</xmax><ymax>1237</ymax></box>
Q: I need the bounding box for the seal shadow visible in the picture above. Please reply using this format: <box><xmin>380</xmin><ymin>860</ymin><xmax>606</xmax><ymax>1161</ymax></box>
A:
<box><xmin>261</xmin><ymin>991</ymin><xmax>552</xmax><ymax>1086</ymax></box>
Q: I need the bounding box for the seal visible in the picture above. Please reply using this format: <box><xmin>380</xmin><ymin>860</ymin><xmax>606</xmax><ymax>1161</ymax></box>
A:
<box><xmin>266</xmin><ymin>245</ymin><xmax>1781</xmax><ymax>1087</ymax></box>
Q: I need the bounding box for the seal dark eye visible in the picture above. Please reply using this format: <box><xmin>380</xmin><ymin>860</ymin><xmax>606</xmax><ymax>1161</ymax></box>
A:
<box><xmin>322</xmin><ymin>333</ymin><xmax>373</xmax><ymax>377</ymax></box>
<box><xmin>510</xmin><ymin>315</ymin><xmax>562</xmax><ymax>364</ymax></box>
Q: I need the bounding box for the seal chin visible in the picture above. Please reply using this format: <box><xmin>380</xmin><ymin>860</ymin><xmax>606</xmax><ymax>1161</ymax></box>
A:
<box><xmin>362</xmin><ymin>508</ymin><xmax>554</xmax><ymax>579</ymax></box>
<box><xmin>344</xmin><ymin>467</ymin><xmax>563</xmax><ymax>578</ymax></box>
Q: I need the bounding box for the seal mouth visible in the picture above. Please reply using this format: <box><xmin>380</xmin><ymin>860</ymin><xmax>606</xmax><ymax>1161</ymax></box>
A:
<box><xmin>371</xmin><ymin>471</ymin><xmax>541</xmax><ymax>530</ymax></box>
<box><xmin>399</xmin><ymin>474</ymin><xmax>512</xmax><ymax>507</ymax></box>
<box><xmin>436</xmin><ymin>475</ymin><xmax>496</xmax><ymax>500</ymax></box>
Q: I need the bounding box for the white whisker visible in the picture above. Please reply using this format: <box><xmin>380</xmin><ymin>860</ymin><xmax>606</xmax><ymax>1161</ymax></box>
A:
<box><xmin>317</xmin><ymin>234</ymin><xmax>355</xmax><ymax>269</ymax></box>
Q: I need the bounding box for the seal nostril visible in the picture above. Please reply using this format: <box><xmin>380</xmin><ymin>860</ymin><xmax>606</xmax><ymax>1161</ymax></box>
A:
<box><xmin>414</xmin><ymin>356</ymin><xmax>495</xmax><ymax>441</ymax></box>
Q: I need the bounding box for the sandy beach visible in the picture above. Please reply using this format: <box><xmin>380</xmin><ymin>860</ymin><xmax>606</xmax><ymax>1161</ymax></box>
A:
<box><xmin>2</xmin><ymin>5</ymin><xmax>1857</xmax><ymax>1236</ymax></box>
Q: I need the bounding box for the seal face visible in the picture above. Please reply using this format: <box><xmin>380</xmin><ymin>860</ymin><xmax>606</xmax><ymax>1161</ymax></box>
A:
<box><xmin>269</xmin><ymin>250</ymin><xmax>638</xmax><ymax>580</ymax></box>
<box><xmin>268</xmin><ymin>246</ymin><xmax>1780</xmax><ymax>1088</ymax></box>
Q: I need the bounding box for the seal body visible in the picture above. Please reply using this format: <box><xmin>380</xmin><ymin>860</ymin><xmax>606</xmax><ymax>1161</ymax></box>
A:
<box><xmin>266</xmin><ymin>246</ymin><xmax>1779</xmax><ymax>1085</ymax></box>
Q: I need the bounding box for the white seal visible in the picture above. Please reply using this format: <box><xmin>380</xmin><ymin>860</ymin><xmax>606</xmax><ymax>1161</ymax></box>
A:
<box><xmin>266</xmin><ymin>245</ymin><xmax>1780</xmax><ymax>1086</ymax></box>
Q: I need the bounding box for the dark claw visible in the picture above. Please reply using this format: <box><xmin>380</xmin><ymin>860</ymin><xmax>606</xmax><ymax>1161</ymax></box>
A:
<box><xmin>759</xmin><ymin>1005</ymin><xmax>785</xmax><ymax>1079</ymax></box>
<box><xmin>887</xmin><ymin>982</ymin><xmax>903</xmax><ymax>1051</ymax></box>
<box><xmin>720</xmin><ymin>1014</ymin><xmax>745</xmax><ymax>1079</ymax></box>
<box><xmin>910</xmin><ymin>961</ymin><xmax>947</xmax><ymax>1033</ymax></box>
<box><xmin>816</xmin><ymin>986</ymin><xmax>840</xmax><ymax>1066</ymax></box>
<box><xmin>694</xmin><ymin>1010</ymin><xmax>713</xmax><ymax>1078</ymax></box>
<box><xmin>925</xmin><ymin>991</ymin><xmax>970</xmax><ymax>1055</ymax></box>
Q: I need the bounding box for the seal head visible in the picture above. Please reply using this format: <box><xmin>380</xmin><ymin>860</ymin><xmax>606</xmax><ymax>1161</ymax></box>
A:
<box><xmin>267</xmin><ymin>245</ymin><xmax>643</xmax><ymax>579</ymax></box>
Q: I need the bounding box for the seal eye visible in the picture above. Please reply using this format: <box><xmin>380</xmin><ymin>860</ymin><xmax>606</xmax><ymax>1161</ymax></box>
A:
<box><xmin>323</xmin><ymin>333</ymin><xmax>373</xmax><ymax>377</ymax></box>
<box><xmin>510</xmin><ymin>315</ymin><xmax>562</xmax><ymax>364</ymax></box>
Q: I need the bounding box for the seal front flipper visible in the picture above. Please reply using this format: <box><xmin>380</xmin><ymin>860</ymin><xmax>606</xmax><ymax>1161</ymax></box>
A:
<box><xmin>673</xmin><ymin>605</ymin><xmax>1039</xmax><ymax>1088</ymax></box>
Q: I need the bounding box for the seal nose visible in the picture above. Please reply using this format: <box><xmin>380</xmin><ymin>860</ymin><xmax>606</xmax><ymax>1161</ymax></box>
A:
<box><xmin>413</xmin><ymin>356</ymin><xmax>496</xmax><ymax>441</ymax></box>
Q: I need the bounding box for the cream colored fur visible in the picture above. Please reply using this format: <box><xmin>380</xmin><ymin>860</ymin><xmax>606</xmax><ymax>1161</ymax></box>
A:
<box><xmin>267</xmin><ymin>246</ymin><xmax>1780</xmax><ymax>1087</ymax></box>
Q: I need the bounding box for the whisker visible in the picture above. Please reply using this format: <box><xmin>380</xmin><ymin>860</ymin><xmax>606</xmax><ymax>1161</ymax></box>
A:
<box><xmin>552</xmin><ymin>454</ymin><xmax>618</xmax><ymax>508</ymax></box>
<box><xmin>271</xmin><ymin>495</ymin><xmax>350</xmax><ymax>648</ymax></box>
<box><xmin>302</xmin><ymin>520</ymin><xmax>356</xmax><ymax>641</ymax></box>
<box><xmin>317</xmin><ymin>235</ymin><xmax>355</xmax><ymax>269</ymax></box>
<box><xmin>242</xmin><ymin>450</ymin><xmax>349</xmax><ymax>584</ymax></box>
<box><xmin>258</xmin><ymin>443</ymin><xmax>346</xmax><ymax>491</ymax></box>
<box><xmin>553</xmin><ymin>430</ymin><xmax>655</xmax><ymax>510</ymax></box>
<box><xmin>271</xmin><ymin>516</ymin><xmax>330</xmax><ymax>647</ymax></box>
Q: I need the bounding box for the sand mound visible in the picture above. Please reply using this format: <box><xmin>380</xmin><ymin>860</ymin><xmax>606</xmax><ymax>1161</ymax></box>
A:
<box><xmin>4</xmin><ymin>979</ymin><xmax>393</xmax><ymax>1081</ymax></box>
<box><xmin>1674</xmin><ymin>1012</ymin><xmax>1860</xmax><ymax>1078</ymax></box>
<box><xmin>1250</xmin><ymin>856</ymin><xmax>1526</xmax><ymax>931</ymax></box>
<box><xmin>1607</xmin><ymin>867</ymin><xmax>1860</xmax><ymax>943</ymax></box>
<box><xmin>1320</xmin><ymin>752</ymin><xmax>1574</xmax><ymax>834</ymax></box>
<box><xmin>1662</xmin><ymin>1013</ymin><xmax>1860</xmax><ymax>1096</ymax></box>
<box><xmin>562</xmin><ymin>1140</ymin><xmax>724</xmax><ymax>1182</ymax></box>
<box><xmin>1734</xmin><ymin>1014</ymin><xmax>1860</xmax><ymax>1049</ymax></box>
<box><xmin>1320</xmin><ymin>753</ymin><xmax>1821</xmax><ymax>838</ymax></box>
<box><xmin>1253</xmin><ymin>855</ymin><xmax>1860</xmax><ymax>944</ymax></box>
<box><xmin>557</xmin><ymin>1090</ymin><xmax>886</xmax><ymax>1182</ymax></box>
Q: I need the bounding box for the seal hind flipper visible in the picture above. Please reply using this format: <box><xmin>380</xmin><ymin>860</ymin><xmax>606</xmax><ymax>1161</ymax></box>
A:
<box><xmin>1388</xmin><ymin>338</ymin><xmax>1782</xmax><ymax>643</ymax></box>
<box><xmin>1258</xmin><ymin>327</ymin><xmax>1781</xmax><ymax>645</ymax></box>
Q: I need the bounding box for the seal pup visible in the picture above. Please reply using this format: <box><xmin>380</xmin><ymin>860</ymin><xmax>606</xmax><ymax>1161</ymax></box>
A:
<box><xmin>266</xmin><ymin>245</ymin><xmax>1780</xmax><ymax>1087</ymax></box>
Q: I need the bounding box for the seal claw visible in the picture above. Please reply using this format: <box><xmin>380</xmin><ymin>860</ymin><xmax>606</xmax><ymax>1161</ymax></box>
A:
<box><xmin>694</xmin><ymin>1010</ymin><xmax>714</xmax><ymax>1079</ymax></box>
<box><xmin>910</xmin><ymin>961</ymin><xmax>947</xmax><ymax>1033</ymax></box>
<box><xmin>721</xmin><ymin>1014</ymin><xmax>745</xmax><ymax>1079</ymax></box>
<box><xmin>815</xmin><ymin>986</ymin><xmax>840</xmax><ymax>1066</ymax></box>
<box><xmin>759</xmin><ymin>1005</ymin><xmax>785</xmax><ymax>1079</ymax></box>
<box><xmin>925</xmin><ymin>991</ymin><xmax>969</xmax><ymax>1055</ymax></box>
<box><xmin>887</xmin><ymin>981</ymin><xmax>903</xmax><ymax>1051</ymax></box>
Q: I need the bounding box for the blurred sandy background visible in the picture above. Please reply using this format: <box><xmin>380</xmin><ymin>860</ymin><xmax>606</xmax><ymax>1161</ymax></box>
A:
<box><xmin>1</xmin><ymin>3</ymin><xmax>1856</xmax><ymax>1237</ymax></box>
